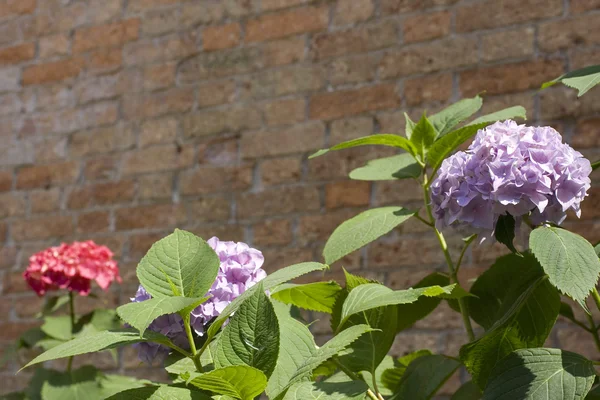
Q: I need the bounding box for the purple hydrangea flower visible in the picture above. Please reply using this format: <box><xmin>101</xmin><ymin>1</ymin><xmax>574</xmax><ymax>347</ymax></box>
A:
<box><xmin>130</xmin><ymin>237</ymin><xmax>267</xmax><ymax>364</ymax></box>
<box><xmin>430</xmin><ymin>120</ymin><xmax>592</xmax><ymax>238</ymax></box>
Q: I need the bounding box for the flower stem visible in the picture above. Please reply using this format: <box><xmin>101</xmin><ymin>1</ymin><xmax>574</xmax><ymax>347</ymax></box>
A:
<box><xmin>183</xmin><ymin>320</ymin><xmax>203</xmax><ymax>372</ymax></box>
<box><xmin>592</xmin><ymin>288</ymin><xmax>600</xmax><ymax>313</ymax></box>
<box><xmin>455</xmin><ymin>235</ymin><xmax>476</xmax><ymax>276</ymax></box>
<box><xmin>422</xmin><ymin>175</ymin><xmax>476</xmax><ymax>342</ymax></box>
<box><xmin>67</xmin><ymin>291</ymin><xmax>75</xmax><ymax>373</ymax></box>
<box><xmin>332</xmin><ymin>358</ymin><xmax>379</xmax><ymax>400</ymax></box>
<box><xmin>586</xmin><ymin>312</ymin><xmax>600</xmax><ymax>353</ymax></box>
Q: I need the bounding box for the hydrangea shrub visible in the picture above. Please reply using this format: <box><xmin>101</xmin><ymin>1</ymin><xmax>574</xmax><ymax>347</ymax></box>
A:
<box><xmin>9</xmin><ymin>66</ymin><xmax>600</xmax><ymax>400</ymax></box>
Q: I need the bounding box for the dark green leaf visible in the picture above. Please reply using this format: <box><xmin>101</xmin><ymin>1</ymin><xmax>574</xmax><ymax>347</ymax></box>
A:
<box><xmin>467</xmin><ymin>106</ymin><xmax>527</xmax><ymax>126</ymax></box>
<box><xmin>37</xmin><ymin>295</ymin><xmax>69</xmax><ymax>318</ymax></box>
<box><xmin>389</xmin><ymin>355</ymin><xmax>460</xmax><ymax>400</ymax></box>
<box><xmin>396</xmin><ymin>272</ymin><xmax>450</xmax><ymax>332</ymax></box>
<box><xmin>592</xmin><ymin>160</ymin><xmax>600</xmax><ymax>171</ymax></box>
<box><xmin>309</xmin><ymin>134</ymin><xmax>418</xmax><ymax>159</ymax></box>
<box><xmin>494</xmin><ymin>214</ymin><xmax>519</xmax><ymax>254</ymax></box>
<box><xmin>381</xmin><ymin>350</ymin><xmax>432</xmax><ymax>392</ymax></box>
<box><xmin>271</xmin><ymin>281</ymin><xmax>342</xmax><ymax>313</ymax></box>
<box><xmin>362</xmin><ymin>356</ymin><xmax>395</xmax><ymax>397</ymax></box>
<box><xmin>452</xmin><ymin>381</ymin><xmax>481</xmax><ymax>400</ymax></box>
<box><xmin>349</xmin><ymin>154</ymin><xmax>422</xmax><ymax>181</ymax></box>
<box><xmin>429</xmin><ymin>96</ymin><xmax>482</xmax><ymax>137</ymax></box>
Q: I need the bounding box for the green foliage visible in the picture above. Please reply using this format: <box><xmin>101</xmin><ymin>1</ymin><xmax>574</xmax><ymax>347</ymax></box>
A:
<box><xmin>530</xmin><ymin>226</ymin><xmax>600</xmax><ymax>309</ymax></box>
<box><xmin>188</xmin><ymin>366</ymin><xmax>268</xmax><ymax>400</ymax></box>
<box><xmin>106</xmin><ymin>385</ymin><xmax>210</xmax><ymax>400</ymax></box>
<box><xmin>468</xmin><ymin>106</ymin><xmax>527</xmax><ymax>126</ymax></box>
<box><xmin>410</xmin><ymin>114</ymin><xmax>437</xmax><ymax>159</ymax></box>
<box><xmin>271</xmin><ymin>281</ymin><xmax>342</xmax><ymax>313</ymax></box>
<box><xmin>429</xmin><ymin>95</ymin><xmax>483</xmax><ymax>137</ymax></box>
<box><xmin>323</xmin><ymin>207</ymin><xmax>414</xmax><ymax>265</ymax></box>
<box><xmin>395</xmin><ymin>272</ymin><xmax>450</xmax><ymax>332</ymax></box>
<box><xmin>283</xmin><ymin>375</ymin><xmax>369</xmax><ymax>400</ymax></box>
<box><xmin>483</xmin><ymin>348</ymin><xmax>596</xmax><ymax>399</ymax></box>
<box><xmin>542</xmin><ymin>65</ymin><xmax>600</xmax><ymax>96</ymax></box>
<box><xmin>389</xmin><ymin>355</ymin><xmax>461</xmax><ymax>400</ymax></box>
<box><xmin>494</xmin><ymin>214</ymin><xmax>519</xmax><ymax>254</ymax></box>
<box><xmin>452</xmin><ymin>382</ymin><xmax>481</xmax><ymax>400</ymax></box>
<box><xmin>381</xmin><ymin>350</ymin><xmax>432</xmax><ymax>392</ymax></box>
<box><xmin>137</xmin><ymin>229</ymin><xmax>220</xmax><ymax>298</ymax></box>
<box><xmin>309</xmin><ymin>134</ymin><xmax>418</xmax><ymax>159</ymax></box>
<box><xmin>349</xmin><ymin>154</ymin><xmax>422</xmax><ymax>181</ymax></box>
<box><xmin>41</xmin><ymin>316</ymin><xmax>73</xmax><ymax>341</ymax></box>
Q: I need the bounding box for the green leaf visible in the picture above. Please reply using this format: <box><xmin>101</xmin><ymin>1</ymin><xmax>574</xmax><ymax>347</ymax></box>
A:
<box><xmin>452</xmin><ymin>381</ymin><xmax>481</xmax><ymax>400</ymax></box>
<box><xmin>468</xmin><ymin>106</ymin><xmax>527</xmax><ymax>126</ymax></box>
<box><xmin>266</xmin><ymin>301</ymin><xmax>318</xmax><ymax>399</ymax></box>
<box><xmin>381</xmin><ymin>350</ymin><xmax>432</xmax><ymax>392</ymax></box>
<box><xmin>330</xmin><ymin>270</ymin><xmax>379</xmax><ymax>333</ymax></box>
<box><xmin>494</xmin><ymin>214</ymin><xmax>519</xmax><ymax>254</ymax></box>
<box><xmin>429</xmin><ymin>96</ymin><xmax>483</xmax><ymax>137</ymax></box>
<box><xmin>21</xmin><ymin>328</ymin><xmax>178</xmax><ymax>370</ymax></box>
<box><xmin>309</xmin><ymin>134</ymin><xmax>418</xmax><ymax>159</ymax></box>
<box><xmin>530</xmin><ymin>226</ymin><xmax>600</xmax><ymax>309</ymax></box>
<box><xmin>460</xmin><ymin>273</ymin><xmax>560</xmax><ymax>389</ymax></box>
<box><xmin>410</xmin><ymin>114</ymin><xmax>437</xmax><ymax>158</ymax></box>
<box><xmin>542</xmin><ymin>65</ymin><xmax>600</xmax><ymax>97</ymax></box>
<box><xmin>587</xmin><ymin>385</ymin><xmax>600</xmax><ymax>399</ymax></box>
<box><xmin>188</xmin><ymin>366</ymin><xmax>267</xmax><ymax>400</ymax></box>
<box><xmin>215</xmin><ymin>283</ymin><xmax>280</xmax><ymax>377</ymax></box>
<box><xmin>117</xmin><ymin>296</ymin><xmax>208</xmax><ymax>337</ymax></box>
<box><xmin>349</xmin><ymin>154</ymin><xmax>422</xmax><ymax>181</ymax></box>
<box><xmin>137</xmin><ymin>229</ymin><xmax>220</xmax><ymax>298</ymax></box>
<box><xmin>396</xmin><ymin>272</ymin><xmax>450</xmax><ymax>332</ymax></box>
<box><xmin>592</xmin><ymin>160</ymin><xmax>600</xmax><ymax>171</ymax></box>
<box><xmin>483</xmin><ymin>348</ymin><xmax>596</xmax><ymax>400</ymax></box>
<box><xmin>405</xmin><ymin>113</ymin><xmax>416</xmax><ymax>139</ymax></box>
<box><xmin>389</xmin><ymin>355</ymin><xmax>460</xmax><ymax>400</ymax></box>
<box><xmin>207</xmin><ymin>262</ymin><xmax>328</xmax><ymax>340</ymax></box>
<box><xmin>340</xmin><ymin>283</ymin><xmax>467</xmax><ymax>329</ymax></box>
<box><xmin>282</xmin><ymin>378</ymin><xmax>369</xmax><ymax>400</ymax></box>
<box><xmin>362</xmin><ymin>356</ymin><xmax>395</xmax><ymax>397</ymax></box>
<box><xmin>37</xmin><ymin>295</ymin><xmax>69</xmax><ymax>318</ymax></box>
<box><xmin>271</xmin><ymin>282</ymin><xmax>342</xmax><ymax>313</ymax></box>
<box><xmin>323</xmin><ymin>207</ymin><xmax>414</xmax><ymax>265</ymax></box>
<box><xmin>426</xmin><ymin>122</ymin><xmax>491</xmax><ymax>175</ymax></box>
<box><xmin>106</xmin><ymin>385</ymin><xmax>211</xmax><ymax>400</ymax></box>
<box><xmin>41</xmin><ymin>316</ymin><xmax>72</xmax><ymax>341</ymax></box>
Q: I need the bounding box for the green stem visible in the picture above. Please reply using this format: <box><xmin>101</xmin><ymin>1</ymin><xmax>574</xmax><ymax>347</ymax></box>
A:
<box><xmin>586</xmin><ymin>312</ymin><xmax>600</xmax><ymax>353</ymax></box>
<box><xmin>67</xmin><ymin>291</ymin><xmax>75</xmax><ymax>373</ymax></box>
<box><xmin>455</xmin><ymin>235</ymin><xmax>476</xmax><ymax>275</ymax></box>
<box><xmin>413</xmin><ymin>213</ymin><xmax>434</xmax><ymax>227</ymax></box>
<box><xmin>183</xmin><ymin>320</ymin><xmax>203</xmax><ymax>372</ymax></box>
<box><xmin>332</xmin><ymin>358</ymin><xmax>379</xmax><ymax>400</ymax></box>
<box><xmin>423</xmin><ymin>175</ymin><xmax>476</xmax><ymax>342</ymax></box>
<box><xmin>592</xmin><ymin>288</ymin><xmax>600</xmax><ymax>313</ymax></box>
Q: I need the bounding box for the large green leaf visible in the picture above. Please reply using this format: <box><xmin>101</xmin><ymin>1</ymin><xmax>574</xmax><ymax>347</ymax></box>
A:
<box><xmin>106</xmin><ymin>385</ymin><xmax>210</xmax><ymax>400</ymax></box>
<box><xmin>21</xmin><ymin>329</ymin><xmax>178</xmax><ymax>370</ymax></box>
<box><xmin>215</xmin><ymin>284</ymin><xmax>280</xmax><ymax>377</ymax></box>
<box><xmin>389</xmin><ymin>355</ymin><xmax>461</xmax><ymax>400</ymax></box>
<box><xmin>468</xmin><ymin>106</ymin><xmax>526</xmax><ymax>126</ymax></box>
<box><xmin>330</xmin><ymin>270</ymin><xmax>380</xmax><ymax>333</ymax></box>
<box><xmin>117</xmin><ymin>296</ymin><xmax>207</xmax><ymax>337</ymax></box>
<box><xmin>396</xmin><ymin>272</ymin><xmax>450</xmax><ymax>332</ymax></box>
<box><xmin>349</xmin><ymin>154</ymin><xmax>422</xmax><ymax>181</ymax></box>
<box><xmin>309</xmin><ymin>134</ymin><xmax>418</xmax><ymax>159</ymax></box>
<box><xmin>266</xmin><ymin>301</ymin><xmax>318</xmax><ymax>399</ymax></box>
<box><xmin>429</xmin><ymin>96</ymin><xmax>482</xmax><ymax>137</ymax></box>
<box><xmin>188</xmin><ymin>366</ymin><xmax>267</xmax><ymax>400</ymax></box>
<box><xmin>542</xmin><ymin>65</ymin><xmax>600</xmax><ymax>97</ymax></box>
<box><xmin>530</xmin><ymin>226</ymin><xmax>600</xmax><ymax>309</ymax></box>
<box><xmin>410</xmin><ymin>115</ymin><xmax>437</xmax><ymax>158</ymax></box>
<box><xmin>587</xmin><ymin>385</ymin><xmax>600</xmax><ymax>399</ymax></box>
<box><xmin>41</xmin><ymin>316</ymin><xmax>72</xmax><ymax>341</ymax></box>
<box><xmin>483</xmin><ymin>348</ymin><xmax>596</xmax><ymax>400</ymax></box>
<box><xmin>494</xmin><ymin>214</ymin><xmax>518</xmax><ymax>254</ymax></box>
<box><xmin>452</xmin><ymin>381</ymin><xmax>481</xmax><ymax>400</ymax></box>
<box><xmin>323</xmin><ymin>207</ymin><xmax>414</xmax><ymax>265</ymax></box>
<box><xmin>283</xmin><ymin>376</ymin><xmax>369</xmax><ymax>400</ymax></box>
<box><xmin>460</xmin><ymin>274</ymin><xmax>560</xmax><ymax>389</ymax></box>
<box><xmin>207</xmin><ymin>262</ymin><xmax>328</xmax><ymax>339</ymax></box>
<box><xmin>271</xmin><ymin>282</ymin><xmax>342</xmax><ymax>313</ymax></box>
<box><xmin>137</xmin><ymin>229</ymin><xmax>220</xmax><ymax>298</ymax></box>
<box><xmin>363</xmin><ymin>356</ymin><xmax>395</xmax><ymax>397</ymax></box>
<box><xmin>340</xmin><ymin>283</ymin><xmax>466</xmax><ymax>329</ymax></box>
<box><xmin>381</xmin><ymin>350</ymin><xmax>432</xmax><ymax>392</ymax></box>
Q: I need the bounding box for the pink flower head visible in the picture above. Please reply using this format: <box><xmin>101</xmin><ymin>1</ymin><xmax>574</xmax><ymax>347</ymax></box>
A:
<box><xmin>24</xmin><ymin>241</ymin><xmax>121</xmax><ymax>296</ymax></box>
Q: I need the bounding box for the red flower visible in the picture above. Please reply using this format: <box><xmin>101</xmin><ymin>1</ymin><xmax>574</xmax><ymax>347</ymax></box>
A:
<box><xmin>23</xmin><ymin>241</ymin><xmax>121</xmax><ymax>296</ymax></box>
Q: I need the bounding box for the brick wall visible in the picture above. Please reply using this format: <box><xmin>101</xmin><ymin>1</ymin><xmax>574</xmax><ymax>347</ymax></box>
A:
<box><xmin>0</xmin><ymin>0</ymin><xmax>599</xmax><ymax>395</ymax></box>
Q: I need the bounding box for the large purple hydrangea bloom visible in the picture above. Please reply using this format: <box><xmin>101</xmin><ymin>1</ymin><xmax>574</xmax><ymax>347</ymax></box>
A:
<box><xmin>131</xmin><ymin>237</ymin><xmax>267</xmax><ymax>364</ymax></box>
<box><xmin>430</xmin><ymin>120</ymin><xmax>591</xmax><ymax>238</ymax></box>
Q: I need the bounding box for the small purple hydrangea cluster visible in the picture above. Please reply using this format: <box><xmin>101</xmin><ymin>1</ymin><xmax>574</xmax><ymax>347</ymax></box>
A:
<box><xmin>131</xmin><ymin>237</ymin><xmax>267</xmax><ymax>364</ymax></box>
<box><xmin>430</xmin><ymin>120</ymin><xmax>592</xmax><ymax>238</ymax></box>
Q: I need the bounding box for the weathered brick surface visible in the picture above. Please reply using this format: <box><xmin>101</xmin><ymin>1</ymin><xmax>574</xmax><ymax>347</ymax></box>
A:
<box><xmin>0</xmin><ymin>0</ymin><xmax>599</xmax><ymax>393</ymax></box>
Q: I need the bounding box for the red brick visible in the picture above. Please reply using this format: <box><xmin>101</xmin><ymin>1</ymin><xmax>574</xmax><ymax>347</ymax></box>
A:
<box><xmin>125</xmin><ymin>32</ymin><xmax>197</xmax><ymax>66</ymax></box>
<box><xmin>241</xmin><ymin>121</ymin><xmax>325</xmax><ymax>158</ymax></box>
<box><xmin>138</xmin><ymin>173</ymin><xmax>173</xmax><ymax>200</ymax></box>
<box><xmin>77</xmin><ymin>211</ymin><xmax>109</xmax><ymax>233</ymax></box>
<box><xmin>262</xmin><ymin>97</ymin><xmax>306</xmax><ymax>127</ymax></box>
<box><xmin>375</xmin><ymin>179</ymin><xmax>422</xmax><ymax>205</ymax></box>
<box><xmin>298</xmin><ymin>209</ymin><xmax>357</xmax><ymax>245</ymax></box>
<box><xmin>140</xmin><ymin>117</ymin><xmax>178</xmax><ymax>147</ymax></box>
<box><xmin>197</xmin><ymin>136</ymin><xmax>239</xmax><ymax>166</ymax></box>
<box><xmin>331</xmin><ymin>116</ymin><xmax>373</xmax><ymax>143</ymax></box>
<box><xmin>178</xmin><ymin>47</ymin><xmax>262</xmax><ymax>82</ymax></box>
<box><xmin>308</xmin><ymin>146</ymin><xmax>396</xmax><ymax>181</ymax></box>
<box><xmin>325</xmin><ymin>181</ymin><xmax>371</xmax><ymax>209</ymax></box>
<box><xmin>84</xmin><ymin>156</ymin><xmax>119</xmax><ymax>181</ymax></box>
<box><xmin>187</xmin><ymin>196</ymin><xmax>232</xmax><ymax>223</ymax></box>
<box><xmin>455</xmin><ymin>0</ymin><xmax>563</xmax><ymax>32</ymax></box>
<box><xmin>263</xmin><ymin>36</ymin><xmax>306</xmax><ymax>67</ymax></box>
<box><xmin>39</xmin><ymin>34</ymin><xmax>70</xmax><ymax>59</ymax></box>
<box><xmin>73</xmin><ymin>19</ymin><xmax>140</xmax><ymax>53</ymax></box>
<box><xmin>253</xmin><ymin>219</ymin><xmax>293</xmax><ymax>246</ymax></box>
<box><xmin>179</xmin><ymin>165</ymin><xmax>253</xmax><ymax>196</ymax></box>
<box><xmin>405</xmin><ymin>73</ymin><xmax>453</xmax><ymax>107</ymax></box>
<box><xmin>0</xmin><ymin>193</ymin><xmax>25</xmax><ymax>218</ymax></box>
<box><xmin>403</xmin><ymin>11</ymin><xmax>451</xmax><ymax>43</ymax></box>
<box><xmin>262</xmin><ymin>0</ymin><xmax>311</xmax><ymax>10</ymax></box>
<box><xmin>242</xmin><ymin>65</ymin><xmax>326</xmax><ymax>99</ymax></box>
<box><xmin>143</xmin><ymin>63</ymin><xmax>176</xmax><ymax>91</ymax></box>
<box><xmin>571</xmin><ymin>0</ymin><xmax>600</xmax><ymax>13</ymax></box>
<box><xmin>573</xmin><ymin>118</ymin><xmax>600</xmax><ymax>149</ymax></box>
<box><xmin>22</xmin><ymin>58</ymin><xmax>85</xmax><ymax>85</ymax></box>
<box><xmin>123</xmin><ymin>88</ymin><xmax>195</xmax><ymax>120</ymax></box>
<box><xmin>459</xmin><ymin>60</ymin><xmax>564</xmax><ymax>96</ymax></box>
<box><xmin>87</xmin><ymin>48</ymin><xmax>122</xmax><ymax>73</ymax></box>
<box><xmin>183</xmin><ymin>105</ymin><xmax>262</xmax><ymax>138</ymax></box>
<box><xmin>237</xmin><ymin>186</ymin><xmax>320</xmax><ymax>219</ymax></box>
<box><xmin>261</xmin><ymin>157</ymin><xmax>302</xmax><ymax>186</ymax></box>
<box><xmin>539</xmin><ymin>14</ymin><xmax>600</xmax><ymax>53</ymax></box>
<box><xmin>0</xmin><ymin>43</ymin><xmax>34</xmax><ymax>66</ymax></box>
<box><xmin>0</xmin><ymin>171</ymin><xmax>12</xmax><ymax>192</ymax></box>
<box><xmin>126</xmin><ymin>0</ymin><xmax>180</xmax><ymax>11</ymax></box>
<box><xmin>141</xmin><ymin>8</ymin><xmax>179</xmax><ymax>37</ymax></box>
<box><xmin>17</xmin><ymin>162</ymin><xmax>78</xmax><ymax>189</ymax></box>
<box><xmin>381</xmin><ymin>0</ymin><xmax>458</xmax><ymax>14</ymax></box>
<box><xmin>115</xmin><ymin>204</ymin><xmax>186</xmax><ymax>231</ymax></box>
<box><xmin>70</xmin><ymin>125</ymin><xmax>135</xmax><ymax>157</ymax></box>
<box><xmin>329</xmin><ymin>53</ymin><xmax>379</xmax><ymax>86</ymax></box>
<box><xmin>312</xmin><ymin>20</ymin><xmax>398</xmax><ymax>60</ymax></box>
<box><xmin>122</xmin><ymin>145</ymin><xmax>194</xmax><ymax>176</ymax></box>
<box><xmin>93</xmin><ymin>181</ymin><xmax>135</xmax><ymax>205</ymax></box>
<box><xmin>30</xmin><ymin>188</ymin><xmax>61</xmax><ymax>213</ymax></box>
<box><xmin>481</xmin><ymin>27</ymin><xmax>535</xmax><ymax>62</ymax></box>
<box><xmin>261</xmin><ymin>247</ymin><xmax>315</xmax><ymax>273</ymax></box>
<box><xmin>310</xmin><ymin>84</ymin><xmax>400</xmax><ymax>120</ymax></box>
<box><xmin>203</xmin><ymin>23</ymin><xmax>242</xmax><ymax>51</ymax></box>
<box><xmin>246</xmin><ymin>5</ymin><xmax>329</xmax><ymax>43</ymax></box>
<box><xmin>130</xmin><ymin>232</ymin><xmax>168</xmax><ymax>259</ymax></box>
<box><xmin>12</xmin><ymin>215</ymin><xmax>74</xmax><ymax>241</ymax></box>
<box><xmin>198</xmin><ymin>80</ymin><xmax>236</xmax><ymax>109</ymax></box>
<box><xmin>333</xmin><ymin>0</ymin><xmax>374</xmax><ymax>26</ymax></box>
<box><xmin>0</xmin><ymin>0</ymin><xmax>36</xmax><ymax>18</ymax></box>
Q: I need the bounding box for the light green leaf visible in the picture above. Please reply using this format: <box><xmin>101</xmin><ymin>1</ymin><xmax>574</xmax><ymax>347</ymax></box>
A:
<box><xmin>389</xmin><ymin>355</ymin><xmax>461</xmax><ymax>400</ymax></box>
<box><xmin>426</xmin><ymin>122</ymin><xmax>490</xmax><ymax>175</ymax></box>
<box><xmin>330</xmin><ymin>270</ymin><xmax>379</xmax><ymax>336</ymax></box>
<box><xmin>530</xmin><ymin>226</ymin><xmax>600</xmax><ymax>309</ymax></box>
<box><xmin>188</xmin><ymin>366</ymin><xmax>267</xmax><ymax>400</ymax></box>
<box><xmin>410</xmin><ymin>114</ymin><xmax>437</xmax><ymax>158</ymax></box>
<box><xmin>41</xmin><ymin>316</ymin><xmax>72</xmax><ymax>341</ymax></box>
<box><xmin>283</xmin><ymin>378</ymin><xmax>369</xmax><ymax>400</ymax></box>
<box><xmin>207</xmin><ymin>262</ymin><xmax>328</xmax><ymax>340</ymax></box>
<box><xmin>106</xmin><ymin>385</ymin><xmax>210</xmax><ymax>400</ymax></box>
<box><xmin>396</xmin><ymin>272</ymin><xmax>450</xmax><ymax>332</ymax></box>
<box><xmin>340</xmin><ymin>283</ymin><xmax>466</xmax><ymax>329</ymax></box>
<box><xmin>271</xmin><ymin>281</ymin><xmax>342</xmax><ymax>313</ymax></box>
<box><xmin>117</xmin><ymin>296</ymin><xmax>208</xmax><ymax>337</ymax></box>
<box><xmin>323</xmin><ymin>207</ymin><xmax>414</xmax><ymax>265</ymax></box>
<box><xmin>349</xmin><ymin>154</ymin><xmax>422</xmax><ymax>181</ymax></box>
<box><xmin>468</xmin><ymin>106</ymin><xmax>526</xmax><ymax>126</ymax></box>
<box><xmin>309</xmin><ymin>134</ymin><xmax>418</xmax><ymax>159</ymax></box>
<box><xmin>215</xmin><ymin>283</ymin><xmax>279</xmax><ymax>377</ymax></box>
<box><xmin>542</xmin><ymin>65</ymin><xmax>600</xmax><ymax>97</ymax></box>
<box><xmin>137</xmin><ymin>229</ymin><xmax>220</xmax><ymax>298</ymax></box>
<box><xmin>429</xmin><ymin>96</ymin><xmax>482</xmax><ymax>137</ymax></box>
<box><xmin>21</xmin><ymin>329</ymin><xmax>178</xmax><ymax>370</ymax></box>
<box><xmin>266</xmin><ymin>301</ymin><xmax>318</xmax><ymax>399</ymax></box>
<box><xmin>452</xmin><ymin>381</ymin><xmax>481</xmax><ymax>400</ymax></box>
<box><xmin>362</xmin><ymin>356</ymin><xmax>395</xmax><ymax>397</ymax></box>
<box><xmin>404</xmin><ymin>113</ymin><xmax>416</xmax><ymax>139</ymax></box>
<box><xmin>483</xmin><ymin>348</ymin><xmax>596</xmax><ymax>400</ymax></box>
